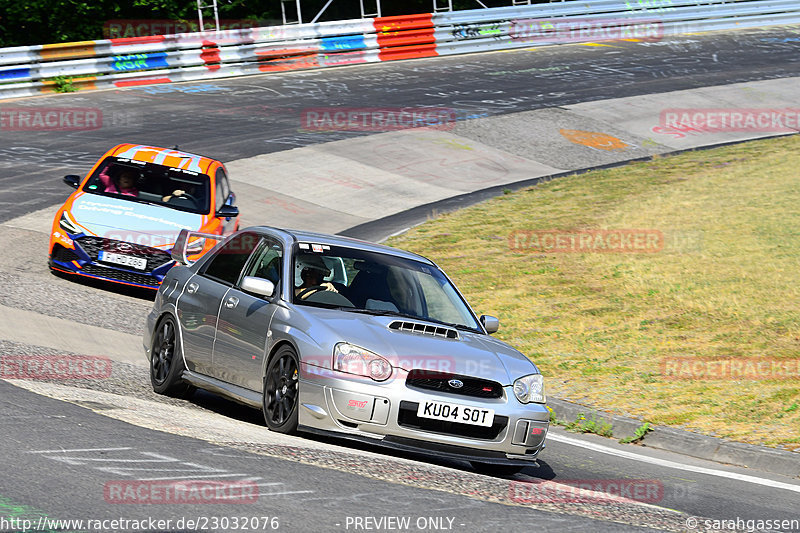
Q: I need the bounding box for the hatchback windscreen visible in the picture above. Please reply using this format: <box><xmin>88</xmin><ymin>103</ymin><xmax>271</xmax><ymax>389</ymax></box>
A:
<box><xmin>292</xmin><ymin>244</ymin><xmax>482</xmax><ymax>331</ymax></box>
<box><xmin>82</xmin><ymin>156</ymin><xmax>211</xmax><ymax>214</ymax></box>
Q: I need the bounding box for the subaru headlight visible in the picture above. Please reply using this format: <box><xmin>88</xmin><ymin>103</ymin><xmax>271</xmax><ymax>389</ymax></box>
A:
<box><xmin>333</xmin><ymin>343</ymin><xmax>392</xmax><ymax>382</ymax></box>
<box><xmin>58</xmin><ymin>211</ymin><xmax>81</xmax><ymax>234</ymax></box>
<box><xmin>513</xmin><ymin>374</ymin><xmax>546</xmax><ymax>404</ymax></box>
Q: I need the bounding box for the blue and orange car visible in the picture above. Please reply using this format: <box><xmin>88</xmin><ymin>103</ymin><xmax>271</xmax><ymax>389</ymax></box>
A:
<box><xmin>49</xmin><ymin>144</ymin><xmax>240</xmax><ymax>289</ymax></box>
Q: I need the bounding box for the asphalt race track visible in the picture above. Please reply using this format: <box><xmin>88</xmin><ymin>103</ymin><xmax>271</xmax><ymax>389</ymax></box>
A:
<box><xmin>1</xmin><ymin>27</ymin><xmax>799</xmax><ymax>221</ymax></box>
<box><xmin>1</xmin><ymin>25</ymin><xmax>800</xmax><ymax>532</ymax></box>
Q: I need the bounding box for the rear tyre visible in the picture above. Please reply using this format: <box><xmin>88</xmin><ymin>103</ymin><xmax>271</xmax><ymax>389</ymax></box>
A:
<box><xmin>150</xmin><ymin>316</ymin><xmax>194</xmax><ymax>398</ymax></box>
<box><xmin>470</xmin><ymin>462</ymin><xmax>525</xmax><ymax>477</ymax></box>
<box><xmin>263</xmin><ymin>346</ymin><xmax>299</xmax><ymax>434</ymax></box>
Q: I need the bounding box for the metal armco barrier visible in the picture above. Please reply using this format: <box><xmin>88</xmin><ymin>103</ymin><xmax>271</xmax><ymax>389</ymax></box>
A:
<box><xmin>1</xmin><ymin>0</ymin><xmax>799</xmax><ymax>99</ymax></box>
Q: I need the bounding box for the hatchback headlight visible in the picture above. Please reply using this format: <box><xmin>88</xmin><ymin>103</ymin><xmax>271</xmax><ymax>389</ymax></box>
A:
<box><xmin>59</xmin><ymin>211</ymin><xmax>81</xmax><ymax>234</ymax></box>
<box><xmin>333</xmin><ymin>343</ymin><xmax>392</xmax><ymax>381</ymax></box>
<box><xmin>513</xmin><ymin>374</ymin><xmax>546</xmax><ymax>404</ymax></box>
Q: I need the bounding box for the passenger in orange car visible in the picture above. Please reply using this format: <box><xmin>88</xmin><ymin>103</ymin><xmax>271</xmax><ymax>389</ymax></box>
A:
<box><xmin>99</xmin><ymin>165</ymin><xmax>139</xmax><ymax>196</ymax></box>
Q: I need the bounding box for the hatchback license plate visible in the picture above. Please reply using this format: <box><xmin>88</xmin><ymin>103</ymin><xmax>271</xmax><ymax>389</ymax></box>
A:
<box><xmin>417</xmin><ymin>400</ymin><xmax>494</xmax><ymax>427</ymax></box>
<box><xmin>98</xmin><ymin>251</ymin><xmax>146</xmax><ymax>270</ymax></box>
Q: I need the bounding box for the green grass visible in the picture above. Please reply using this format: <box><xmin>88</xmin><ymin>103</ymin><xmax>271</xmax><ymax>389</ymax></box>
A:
<box><xmin>389</xmin><ymin>135</ymin><xmax>800</xmax><ymax>449</ymax></box>
<box><xmin>50</xmin><ymin>75</ymin><xmax>78</xmax><ymax>93</ymax></box>
<box><xmin>563</xmin><ymin>413</ymin><xmax>614</xmax><ymax>438</ymax></box>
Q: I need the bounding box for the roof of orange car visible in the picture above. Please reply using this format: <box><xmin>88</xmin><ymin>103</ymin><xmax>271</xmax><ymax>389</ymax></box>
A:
<box><xmin>108</xmin><ymin>144</ymin><xmax>220</xmax><ymax>175</ymax></box>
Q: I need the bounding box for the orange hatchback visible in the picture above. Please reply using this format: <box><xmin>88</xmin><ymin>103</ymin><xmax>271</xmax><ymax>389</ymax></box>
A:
<box><xmin>49</xmin><ymin>144</ymin><xmax>240</xmax><ymax>289</ymax></box>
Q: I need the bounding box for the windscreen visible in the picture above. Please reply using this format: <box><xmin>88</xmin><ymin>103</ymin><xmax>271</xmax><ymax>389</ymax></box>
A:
<box><xmin>291</xmin><ymin>243</ymin><xmax>482</xmax><ymax>332</ymax></box>
<box><xmin>82</xmin><ymin>156</ymin><xmax>211</xmax><ymax>214</ymax></box>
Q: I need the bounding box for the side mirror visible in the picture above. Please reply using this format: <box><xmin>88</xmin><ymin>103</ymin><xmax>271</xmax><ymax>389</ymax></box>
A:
<box><xmin>241</xmin><ymin>276</ymin><xmax>275</xmax><ymax>298</ymax></box>
<box><xmin>480</xmin><ymin>315</ymin><xmax>499</xmax><ymax>334</ymax></box>
<box><xmin>216</xmin><ymin>205</ymin><xmax>239</xmax><ymax>219</ymax></box>
<box><xmin>171</xmin><ymin>229</ymin><xmax>190</xmax><ymax>263</ymax></box>
<box><xmin>63</xmin><ymin>175</ymin><xmax>81</xmax><ymax>188</ymax></box>
<box><xmin>171</xmin><ymin>229</ymin><xmax>223</xmax><ymax>264</ymax></box>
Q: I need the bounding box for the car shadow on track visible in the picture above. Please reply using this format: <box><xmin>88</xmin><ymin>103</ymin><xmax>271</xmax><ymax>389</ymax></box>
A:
<box><xmin>50</xmin><ymin>269</ymin><xmax>157</xmax><ymax>300</ymax></box>
<box><xmin>188</xmin><ymin>389</ymin><xmax>556</xmax><ymax>480</ymax></box>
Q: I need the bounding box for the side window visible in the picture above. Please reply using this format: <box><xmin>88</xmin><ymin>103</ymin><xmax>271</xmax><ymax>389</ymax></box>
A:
<box><xmin>215</xmin><ymin>167</ymin><xmax>231</xmax><ymax>209</ymax></box>
<box><xmin>244</xmin><ymin>239</ymin><xmax>283</xmax><ymax>286</ymax></box>
<box><xmin>201</xmin><ymin>232</ymin><xmax>261</xmax><ymax>286</ymax></box>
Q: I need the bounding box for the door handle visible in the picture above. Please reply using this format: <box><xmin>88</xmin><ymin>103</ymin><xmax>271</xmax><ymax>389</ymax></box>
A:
<box><xmin>225</xmin><ymin>296</ymin><xmax>239</xmax><ymax>309</ymax></box>
<box><xmin>187</xmin><ymin>282</ymin><xmax>199</xmax><ymax>294</ymax></box>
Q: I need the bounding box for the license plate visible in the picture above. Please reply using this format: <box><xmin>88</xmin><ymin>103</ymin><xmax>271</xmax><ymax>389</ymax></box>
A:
<box><xmin>417</xmin><ymin>400</ymin><xmax>494</xmax><ymax>427</ymax></box>
<box><xmin>98</xmin><ymin>251</ymin><xmax>147</xmax><ymax>270</ymax></box>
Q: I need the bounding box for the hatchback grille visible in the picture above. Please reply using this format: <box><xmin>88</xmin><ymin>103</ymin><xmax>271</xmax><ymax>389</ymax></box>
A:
<box><xmin>80</xmin><ymin>264</ymin><xmax>161</xmax><ymax>287</ymax></box>
<box><xmin>75</xmin><ymin>236</ymin><xmax>172</xmax><ymax>273</ymax></box>
<box><xmin>51</xmin><ymin>244</ymin><xmax>80</xmax><ymax>263</ymax></box>
<box><xmin>406</xmin><ymin>369</ymin><xmax>504</xmax><ymax>399</ymax></box>
<box><xmin>398</xmin><ymin>401</ymin><xmax>507</xmax><ymax>440</ymax></box>
<box><xmin>388</xmin><ymin>320</ymin><xmax>458</xmax><ymax>339</ymax></box>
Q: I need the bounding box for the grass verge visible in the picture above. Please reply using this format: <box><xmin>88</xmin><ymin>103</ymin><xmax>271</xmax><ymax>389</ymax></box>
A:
<box><xmin>388</xmin><ymin>135</ymin><xmax>800</xmax><ymax>450</ymax></box>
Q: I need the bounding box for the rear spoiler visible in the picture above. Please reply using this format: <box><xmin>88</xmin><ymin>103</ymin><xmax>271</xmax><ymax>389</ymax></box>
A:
<box><xmin>171</xmin><ymin>229</ymin><xmax>224</xmax><ymax>265</ymax></box>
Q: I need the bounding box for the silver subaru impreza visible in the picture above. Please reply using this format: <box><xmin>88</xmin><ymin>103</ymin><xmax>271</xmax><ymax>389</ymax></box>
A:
<box><xmin>144</xmin><ymin>226</ymin><xmax>548</xmax><ymax>473</ymax></box>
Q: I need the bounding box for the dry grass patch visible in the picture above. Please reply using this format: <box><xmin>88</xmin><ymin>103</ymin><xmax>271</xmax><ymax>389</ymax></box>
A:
<box><xmin>388</xmin><ymin>135</ymin><xmax>800</xmax><ymax>449</ymax></box>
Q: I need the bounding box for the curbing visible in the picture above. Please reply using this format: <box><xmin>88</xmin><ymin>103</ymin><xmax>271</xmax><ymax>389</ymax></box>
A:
<box><xmin>547</xmin><ymin>397</ymin><xmax>800</xmax><ymax>478</ymax></box>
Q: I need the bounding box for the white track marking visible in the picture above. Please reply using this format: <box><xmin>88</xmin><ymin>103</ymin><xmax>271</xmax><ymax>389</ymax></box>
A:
<box><xmin>548</xmin><ymin>433</ymin><xmax>800</xmax><ymax>494</ymax></box>
<box><xmin>28</xmin><ymin>447</ymin><xmax>132</xmax><ymax>453</ymax></box>
<box><xmin>137</xmin><ymin>473</ymin><xmax>250</xmax><ymax>481</ymax></box>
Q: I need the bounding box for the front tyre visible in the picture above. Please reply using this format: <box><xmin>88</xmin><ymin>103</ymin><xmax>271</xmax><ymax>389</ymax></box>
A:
<box><xmin>263</xmin><ymin>345</ymin><xmax>299</xmax><ymax>434</ymax></box>
<box><xmin>150</xmin><ymin>315</ymin><xmax>194</xmax><ymax>397</ymax></box>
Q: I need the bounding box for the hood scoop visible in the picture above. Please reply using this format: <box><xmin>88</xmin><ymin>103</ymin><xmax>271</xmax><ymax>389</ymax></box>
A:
<box><xmin>388</xmin><ymin>320</ymin><xmax>459</xmax><ymax>340</ymax></box>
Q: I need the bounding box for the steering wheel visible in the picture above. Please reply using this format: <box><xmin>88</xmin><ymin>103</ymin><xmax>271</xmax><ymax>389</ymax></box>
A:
<box><xmin>178</xmin><ymin>193</ymin><xmax>201</xmax><ymax>207</ymax></box>
<box><xmin>296</xmin><ymin>285</ymin><xmax>326</xmax><ymax>299</ymax></box>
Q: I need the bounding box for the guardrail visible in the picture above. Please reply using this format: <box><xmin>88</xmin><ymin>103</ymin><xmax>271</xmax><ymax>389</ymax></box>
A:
<box><xmin>1</xmin><ymin>0</ymin><xmax>799</xmax><ymax>99</ymax></box>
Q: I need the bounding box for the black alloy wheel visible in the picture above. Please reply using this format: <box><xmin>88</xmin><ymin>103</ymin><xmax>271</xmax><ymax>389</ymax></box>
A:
<box><xmin>150</xmin><ymin>315</ymin><xmax>193</xmax><ymax>397</ymax></box>
<box><xmin>263</xmin><ymin>345</ymin><xmax>300</xmax><ymax>433</ymax></box>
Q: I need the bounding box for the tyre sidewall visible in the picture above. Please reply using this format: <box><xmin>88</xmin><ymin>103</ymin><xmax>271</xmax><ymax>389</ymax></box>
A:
<box><xmin>150</xmin><ymin>315</ymin><xmax>186</xmax><ymax>395</ymax></box>
<box><xmin>262</xmin><ymin>346</ymin><xmax>299</xmax><ymax>434</ymax></box>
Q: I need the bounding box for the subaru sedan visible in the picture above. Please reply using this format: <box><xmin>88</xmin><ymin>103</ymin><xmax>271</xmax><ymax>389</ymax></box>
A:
<box><xmin>144</xmin><ymin>226</ymin><xmax>548</xmax><ymax>473</ymax></box>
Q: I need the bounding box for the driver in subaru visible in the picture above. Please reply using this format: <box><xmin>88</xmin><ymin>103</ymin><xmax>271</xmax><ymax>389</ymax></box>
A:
<box><xmin>295</xmin><ymin>254</ymin><xmax>338</xmax><ymax>300</ymax></box>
